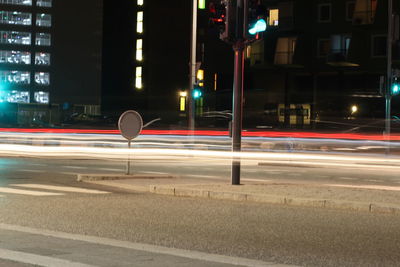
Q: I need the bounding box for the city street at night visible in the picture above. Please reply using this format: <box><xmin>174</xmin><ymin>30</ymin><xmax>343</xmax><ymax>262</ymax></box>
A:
<box><xmin>0</xmin><ymin>156</ymin><xmax>399</xmax><ymax>266</ymax></box>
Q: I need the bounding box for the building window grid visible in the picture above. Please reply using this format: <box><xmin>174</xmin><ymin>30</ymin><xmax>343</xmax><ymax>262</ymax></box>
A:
<box><xmin>0</xmin><ymin>2</ymin><xmax>53</xmax><ymax>104</ymax></box>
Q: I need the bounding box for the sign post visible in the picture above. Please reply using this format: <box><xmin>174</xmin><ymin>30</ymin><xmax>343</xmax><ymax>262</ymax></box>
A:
<box><xmin>118</xmin><ymin>110</ymin><xmax>143</xmax><ymax>175</ymax></box>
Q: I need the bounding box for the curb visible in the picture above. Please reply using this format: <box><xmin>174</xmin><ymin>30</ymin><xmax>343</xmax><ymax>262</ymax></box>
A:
<box><xmin>140</xmin><ymin>184</ymin><xmax>400</xmax><ymax>214</ymax></box>
<box><xmin>77</xmin><ymin>174</ymin><xmax>178</xmax><ymax>182</ymax></box>
<box><xmin>78</xmin><ymin>175</ymin><xmax>400</xmax><ymax>214</ymax></box>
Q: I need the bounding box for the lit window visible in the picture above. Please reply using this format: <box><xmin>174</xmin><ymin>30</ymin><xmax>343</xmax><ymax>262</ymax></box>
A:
<box><xmin>135</xmin><ymin>66</ymin><xmax>142</xmax><ymax>89</ymax></box>
<box><xmin>36</xmin><ymin>0</ymin><xmax>52</xmax><ymax>7</ymax></box>
<box><xmin>35</xmin><ymin>72</ymin><xmax>50</xmax><ymax>85</ymax></box>
<box><xmin>269</xmin><ymin>9</ymin><xmax>279</xmax><ymax>26</ymax></box>
<box><xmin>0</xmin><ymin>0</ymin><xmax>32</xmax><ymax>6</ymax></box>
<box><xmin>137</xmin><ymin>0</ymin><xmax>143</xmax><ymax>6</ymax></box>
<box><xmin>353</xmin><ymin>0</ymin><xmax>377</xmax><ymax>25</ymax></box>
<box><xmin>136</xmin><ymin>39</ymin><xmax>143</xmax><ymax>61</ymax></box>
<box><xmin>137</xmin><ymin>11</ymin><xmax>143</xmax><ymax>33</ymax></box>
<box><xmin>0</xmin><ymin>50</ymin><xmax>31</xmax><ymax>64</ymax></box>
<box><xmin>35</xmin><ymin>52</ymin><xmax>50</xmax><ymax>65</ymax></box>
<box><xmin>0</xmin><ymin>31</ymin><xmax>31</xmax><ymax>45</ymax></box>
<box><xmin>36</xmin><ymin>14</ymin><xmax>51</xmax><ymax>27</ymax></box>
<box><xmin>7</xmin><ymin>90</ymin><xmax>29</xmax><ymax>103</ymax></box>
<box><xmin>0</xmin><ymin>11</ymin><xmax>32</xmax><ymax>25</ymax></box>
<box><xmin>34</xmin><ymin>91</ymin><xmax>49</xmax><ymax>104</ymax></box>
<box><xmin>0</xmin><ymin>70</ymin><xmax>30</xmax><ymax>84</ymax></box>
<box><xmin>274</xmin><ymin>37</ymin><xmax>297</xmax><ymax>65</ymax></box>
<box><xmin>35</xmin><ymin>33</ymin><xmax>51</xmax><ymax>46</ymax></box>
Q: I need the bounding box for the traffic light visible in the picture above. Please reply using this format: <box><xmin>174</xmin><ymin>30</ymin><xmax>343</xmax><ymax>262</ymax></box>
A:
<box><xmin>392</xmin><ymin>77</ymin><xmax>400</xmax><ymax>96</ymax></box>
<box><xmin>246</xmin><ymin>0</ymin><xmax>267</xmax><ymax>40</ymax></box>
<box><xmin>209</xmin><ymin>1</ymin><xmax>236</xmax><ymax>43</ymax></box>
<box><xmin>193</xmin><ymin>88</ymin><xmax>203</xmax><ymax>99</ymax></box>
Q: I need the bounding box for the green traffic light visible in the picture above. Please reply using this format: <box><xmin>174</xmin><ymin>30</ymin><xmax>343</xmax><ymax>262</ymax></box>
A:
<box><xmin>392</xmin><ymin>83</ymin><xmax>400</xmax><ymax>95</ymax></box>
<box><xmin>193</xmin><ymin>89</ymin><xmax>202</xmax><ymax>99</ymax></box>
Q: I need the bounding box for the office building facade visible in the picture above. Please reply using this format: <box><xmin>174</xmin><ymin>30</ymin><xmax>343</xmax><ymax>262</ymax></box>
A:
<box><xmin>0</xmin><ymin>0</ymin><xmax>103</xmax><ymax>126</ymax></box>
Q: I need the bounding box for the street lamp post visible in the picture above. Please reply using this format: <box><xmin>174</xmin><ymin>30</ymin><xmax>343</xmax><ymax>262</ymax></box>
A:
<box><xmin>231</xmin><ymin>0</ymin><xmax>245</xmax><ymax>185</ymax></box>
<box><xmin>385</xmin><ymin>0</ymin><xmax>393</xmax><ymax>154</ymax></box>
<box><xmin>188</xmin><ymin>0</ymin><xmax>198</xmax><ymax>131</ymax></box>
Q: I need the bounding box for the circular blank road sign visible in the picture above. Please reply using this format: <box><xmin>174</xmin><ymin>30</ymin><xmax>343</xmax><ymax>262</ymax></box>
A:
<box><xmin>118</xmin><ymin>110</ymin><xmax>143</xmax><ymax>141</ymax></box>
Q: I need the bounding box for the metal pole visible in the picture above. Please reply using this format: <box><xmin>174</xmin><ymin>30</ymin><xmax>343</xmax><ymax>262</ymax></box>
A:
<box><xmin>126</xmin><ymin>140</ymin><xmax>131</xmax><ymax>175</ymax></box>
<box><xmin>231</xmin><ymin>0</ymin><xmax>245</xmax><ymax>185</ymax></box>
<box><xmin>385</xmin><ymin>0</ymin><xmax>393</xmax><ymax>154</ymax></box>
<box><xmin>188</xmin><ymin>0</ymin><xmax>197</xmax><ymax>131</ymax></box>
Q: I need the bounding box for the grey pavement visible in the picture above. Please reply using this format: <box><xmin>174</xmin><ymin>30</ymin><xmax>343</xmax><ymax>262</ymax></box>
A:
<box><xmin>0</xmin><ymin>225</ymin><xmax>279</xmax><ymax>267</ymax></box>
<box><xmin>78</xmin><ymin>174</ymin><xmax>400</xmax><ymax>214</ymax></box>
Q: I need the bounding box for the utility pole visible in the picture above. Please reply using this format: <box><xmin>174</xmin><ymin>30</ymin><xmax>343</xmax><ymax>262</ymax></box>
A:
<box><xmin>231</xmin><ymin>0</ymin><xmax>245</xmax><ymax>185</ymax></box>
<box><xmin>385</xmin><ymin>0</ymin><xmax>393</xmax><ymax>154</ymax></box>
<box><xmin>188</xmin><ymin>0</ymin><xmax>198</xmax><ymax>131</ymax></box>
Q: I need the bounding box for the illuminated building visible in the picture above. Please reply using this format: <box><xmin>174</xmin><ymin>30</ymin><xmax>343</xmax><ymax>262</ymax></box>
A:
<box><xmin>0</xmin><ymin>0</ymin><xmax>103</xmax><ymax>125</ymax></box>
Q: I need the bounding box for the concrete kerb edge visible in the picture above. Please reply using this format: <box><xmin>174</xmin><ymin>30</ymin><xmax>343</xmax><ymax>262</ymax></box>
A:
<box><xmin>150</xmin><ymin>185</ymin><xmax>400</xmax><ymax>214</ymax></box>
<box><xmin>78</xmin><ymin>176</ymin><xmax>400</xmax><ymax>214</ymax></box>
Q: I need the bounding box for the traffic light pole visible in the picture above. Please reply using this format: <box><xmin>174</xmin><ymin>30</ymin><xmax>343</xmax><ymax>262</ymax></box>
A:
<box><xmin>188</xmin><ymin>0</ymin><xmax>197</xmax><ymax>131</ymax></box>
<box><xmin>385</xmin><ymin>0</ymin><xmax>393</xmax><ymax>154</ymax></box>
<box><xmin>231</xmin><ymin>0</ymin><xmax>245</xmax><ymax>185</ymax></box>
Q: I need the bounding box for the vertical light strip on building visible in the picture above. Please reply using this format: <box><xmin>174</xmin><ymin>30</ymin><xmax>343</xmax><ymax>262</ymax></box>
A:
<box><xmin>136</xmin><ymin>11</ymin><xmax>143</xmax><ymax>33</ymax></box>
<box><xmin>135</xmin><ymin>1</ymin><xmax>144</xmax><ymax>89</ymax></box>
<box><xmin>135</xmin><ymin>66</ymin><xmax>142</xmax><ymax>89</ymax></box>
<box><xmin>136</xmin><ymin>39</ymin><xmax>143</xmax><ymax>61</ymax></box>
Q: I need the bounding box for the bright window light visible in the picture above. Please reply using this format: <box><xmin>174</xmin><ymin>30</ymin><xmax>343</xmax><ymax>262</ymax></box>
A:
<box><xmin>135</xmin><ymin>66</ymin><xmax>142</xmax><ymax>89</ymax></box>
<box><xmin>136</xmin><ymin>39</ymin><xmax>143</xmax><ymax>61</ymax></box>
<box><xmin>137</xmin><ymin>12</ymin><xmax>143</xmax><ymax>33</ymax></box>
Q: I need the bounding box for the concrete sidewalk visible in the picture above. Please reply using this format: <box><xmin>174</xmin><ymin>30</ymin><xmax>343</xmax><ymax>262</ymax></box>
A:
<box><xmin>77</xmin><ymin>174</ymin><xmax>400</xmax><ymax>214</ymax></box>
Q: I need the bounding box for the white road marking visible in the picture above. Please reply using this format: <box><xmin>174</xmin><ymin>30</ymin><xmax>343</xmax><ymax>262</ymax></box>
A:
<box><xmin>63</xmin><ymin>166</ymin><xmax>88</xmax><ymax>169</ymax></box>
<box><xmin>242</xmin><ymin>178</ymin><xmax>272</xmax><ymax>183</ymax></box>
<box><xmin>11</xmin><ymin>184</ymin><xmax>110</xmax><ymax>194</ymax></box>
<box><xmin>17</xmin><ymin>169</ymin><xmax>45</xmax><ymax>173</ymax></box>
<box><xmin>97</xmin><ymin>167</ymin><xmax>123</xmax><ymax>172</ymax></box>
<box><xmin>142</xmin><ymin>171</ymin><xmax>169</xmax><ymax>175</ymax></box>
<box><xmin>27</xmin><ymin>163</ymin><xmax>46</xmax><ymax>167</ymax></box>
<box><xmin>60</xmin><ymin>172</ymin><xmax>78</xmax><ymax>176</ymax></box>
<box><xmin>186</xmin><ymin>174</ymin><xmax>222</xmax><ymax>179</ymax></box>
<box><xmin>326</xmin><ymin>184</ymin><xmax>400</xmax><ymax>191</ymax></box>
<box><xmin>0</xmin><ymin>248</ymin><xmax>95</xmax><ymax>267</ymax></box>
<box><xmin>338</xmin><ymin>177</ymin><xmax>356</xmax><ymax>180</ymax></box>
<box><xmin>0</xmin><ymin>187</ymin><xmax>63</xmax><ymax>196</ymax></box>
<box><xmin>366</xmin><ymin>179</ymin><xmax>383</xmax><ymax>183</ymax></box>
<box><xmin>0</xmin><ymin>223</ymin><xmax>292</xmax><ymax>267</ymax></box>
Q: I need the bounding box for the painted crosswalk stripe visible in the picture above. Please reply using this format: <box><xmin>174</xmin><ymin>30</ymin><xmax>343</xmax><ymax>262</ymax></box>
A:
<box><xmin>0</xmin><ymin>187</ymin><xmax>63</xmax><ymax>196</ymax></box>
<box><xmin>0</xmin><ymin>248</ymin><xmax>95</xmax><ymax>267</ymax></box>
<box><xmin>11</xmin><ymin>184</ymin><xmax>110</xmax><ymax>194</ymax></box>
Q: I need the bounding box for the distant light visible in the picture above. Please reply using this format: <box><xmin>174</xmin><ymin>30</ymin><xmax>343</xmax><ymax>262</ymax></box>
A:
<box><xmin>193</xmin><ymin>89</ymin><xmax>202</xmax><ymax>99</ymax></box>
<box><xmin>248</xmin><ymin>19</ymin><xmax>267</xmax><ymax>35</ymax></box>
<box><xmin>392</xmin><ymin>84</ymin><xmax>399</xmax><ymax>95</ymax></box>
<box><xmin>351</xmin><ymin>105</ymin><xmax>358</xmax><ymax>114</ymax></box>
<box><xmin>198</xmin><ymin>0</ymin><xmax>206</xmax><ymax>9</ymax></box>
<box><xmin>179</xmin><ymin>91</ymin><xmax>187</xmax><ymax>97</ymax></box>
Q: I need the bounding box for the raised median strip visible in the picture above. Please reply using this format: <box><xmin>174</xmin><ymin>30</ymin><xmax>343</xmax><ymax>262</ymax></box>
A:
<box><xmin>77</xmin><ymin>174</ymin><xmax>178</xmax><ymax>182</ymax></box>
<box><xmin>78</xmin><ymin>174</ymin><xmax>400</xmax><ymax>214</ymax></box>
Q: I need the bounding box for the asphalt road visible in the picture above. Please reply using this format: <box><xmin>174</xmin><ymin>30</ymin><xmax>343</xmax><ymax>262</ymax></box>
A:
<box><xmin>0</xmin><ymin>157</ymin><xmax>400</xmax><ymax>266</ymax></box>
